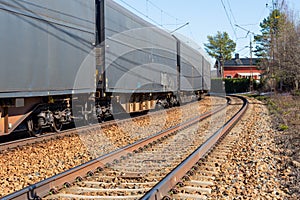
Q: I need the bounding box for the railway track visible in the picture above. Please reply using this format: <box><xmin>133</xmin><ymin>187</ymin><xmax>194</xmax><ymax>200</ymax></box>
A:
<box><xmin>0</xmin><ymin>119</ymin><xmax>116</xmax><ymax>151</ymax></box>
<box><xmin>2</xmin><ymin>96</ymin><xmax>246</xmax><ymax>200</ymax></box>
<box><xmin>141</xmin><ymin>95</ymin><xmax>247</xmax><ymax>200</ymax></box>
<box><xmin>166</xmin><ymin>126</ymin><xmax>242</xmax><ymax>199</ymax></box>
<box><xmin>0</xmin><ymin>98</ymin><xmax>217</xmax><ymax>151</ymax></box>
<box><xmin>0</xmin><ymin>96</ymin><xmax>226</xmax><ymax>197</ymax></box>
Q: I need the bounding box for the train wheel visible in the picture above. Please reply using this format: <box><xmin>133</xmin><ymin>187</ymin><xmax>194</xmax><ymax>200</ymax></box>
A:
<box><xmin>27</xmin><ymin>119</ymin><xmax>42</xmax><ymax>136</ymax></box>
<box><xmin>52</xmin><ymin>118</ymin><xmax>63</xmax><ymax>132</ymax></box>
<box><xmin>155</xmin><ymin>102</ymin><xmax>164</xmax><ymax>110</ymax></box>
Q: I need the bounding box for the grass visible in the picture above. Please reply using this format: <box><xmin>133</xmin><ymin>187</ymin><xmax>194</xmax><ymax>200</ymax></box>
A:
<box><xmin>251</xmin><ymin>94</ymin><xmax>300</xmax><ymax>132</ymax></box>
<box><xmin>278</xmin><ymin>124</ymin><xmax>289</xmax><ymax>131</ymax></box>
<box><xmin>244</xmin><ymin>93</ymin><xmax>299</xmax><ymax>132</ymax></box>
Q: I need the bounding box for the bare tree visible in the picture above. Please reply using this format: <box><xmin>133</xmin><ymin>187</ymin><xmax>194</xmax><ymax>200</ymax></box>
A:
<box><xmin>275</xmin><ymin>4</ymin><xmax>300</xmax><ymax>91</ymax></box>
<box><xmin>255</xmin><ymin>1</ymin><xmax>300</xmax><ymax>92</ymax></box>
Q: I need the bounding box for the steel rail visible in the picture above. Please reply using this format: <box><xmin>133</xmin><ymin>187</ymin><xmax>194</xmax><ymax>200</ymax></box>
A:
<box><xmin>1</xmin><ymin>95</ymin><xmax>226</xmax><ymax>151</ymax></box>
<box><xmin>0</xmin><ymin>120</ymin><xmax>116</xmax><ymax>151</ymax></box>
<box><xmin>2</xmin><ymin>97</ymin><xmax>228</xmax><ymax>200</ymax></box>
<box><xmin>141</xmin><ymin>95</ymin><xmax>248</xmax><ymax>200</ymax></box>
<box><xmin>0</xmin><ymin>98</ymin><xmax>197</xmax><ymax>151</ymax></box>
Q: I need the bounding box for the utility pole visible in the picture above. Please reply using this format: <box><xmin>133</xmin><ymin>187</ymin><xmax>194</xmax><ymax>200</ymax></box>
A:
<box><xmin>249</xmin><ymin>38</ymin><xmax>253</xmax><ymax>92</ymax></box>
<box><xmin>235</xmin><ymin>24</ymin><xmax>255</xmax><ymax>92</ymax></box>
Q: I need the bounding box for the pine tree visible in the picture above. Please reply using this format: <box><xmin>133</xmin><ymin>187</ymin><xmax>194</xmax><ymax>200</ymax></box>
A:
<box><xmin>204</xmin><ymin>31</ymin><xmax>236</xmax><ymax>61</ymax></box>
<box><xmin>204</xmin><ymin>31</ymin><xmax>236</xmax><ymax>77</ymax></box>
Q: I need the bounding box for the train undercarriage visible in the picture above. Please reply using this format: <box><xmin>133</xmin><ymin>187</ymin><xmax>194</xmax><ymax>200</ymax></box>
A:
<box><xmin>0</xmin><ymin>90</ymin><xmax>205</xmax><ymax>136</ymax></box>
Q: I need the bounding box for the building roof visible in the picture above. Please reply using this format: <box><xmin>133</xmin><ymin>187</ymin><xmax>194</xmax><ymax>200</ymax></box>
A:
<box><xmin>224</xmin><ymin>54</ymin><xmax>259</xmax><ymax>67</ymax></box>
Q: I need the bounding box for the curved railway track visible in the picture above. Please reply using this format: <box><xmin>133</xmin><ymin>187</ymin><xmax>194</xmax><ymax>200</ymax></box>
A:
<box><xmin>141</xmin><ymin>95</ymin><xmax>247</xmax><ymax>200</ymax></box>
<box><xmin>0</xmin><ymin>96</ymin><xmax>226</xmax><ymax>197</ymax></box>
<box><xmin>0</xmin><ymin>96</ymin><xmax>225</xmax><ymax>151</ymax></box>
<box><xmin>2</xmin><ymin>95</ymin><xmax>247</xmax><ymax>200</ymax></box>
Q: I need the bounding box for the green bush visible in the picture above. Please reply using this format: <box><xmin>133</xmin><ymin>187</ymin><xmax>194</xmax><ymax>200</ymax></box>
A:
<box><xmin>224</xmin><ymin>78</ymin><xmax>250</xmax><ymax>93</ymax></box>
<box><xmin>255</xmin><ymin>95</ymin><xmax>269</xmax><ymax>101</ymax></box>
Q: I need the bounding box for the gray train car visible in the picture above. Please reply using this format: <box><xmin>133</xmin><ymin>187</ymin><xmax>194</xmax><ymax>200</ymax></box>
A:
<box><xmin>176</xmin><ymin>39</ymin><xmax>211</xmax><ymax>103</ymax></box>
<box><xmin>97</xmin><ymin>0</ymin><xmax>179</xmax><ymax>112</ymax></box>
<box><xmin>0</xmin><ymin>0</ymin><xmax>95</xmax><ymax>97</ymax></box>
<box><xmin>0</xmin><ymin>0</ymin><xmax>211</xmax><ymax>136</ymax></box>
<box><xmin>0</xmin><ymin>0</ymin><xmax>96</xmax><ymax>135</ymax></box>
<box><xmin>203</xmin><ymin>58</ymin><xmax>212</xmax><ymax>91</ymax></box>
<box><xmin>179</xmin><ymin>42</ymin><xmax>203</xmax><ymax>91</ymax></box>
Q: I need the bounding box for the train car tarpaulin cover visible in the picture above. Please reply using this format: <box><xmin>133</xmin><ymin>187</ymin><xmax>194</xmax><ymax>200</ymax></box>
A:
<box><xmin>0</xmin><ymin>0</ymin><xmax>96</xmax><ymax>98</ymax></box>
<box><xmin>101</xmin><ymin>0</ymin><xmax>178</xmax><ymax>94</ymax></box>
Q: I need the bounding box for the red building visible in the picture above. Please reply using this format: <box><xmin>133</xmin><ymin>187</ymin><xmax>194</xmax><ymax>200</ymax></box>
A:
<box><xmin>223</xmin><ymin>54</ymin><xmax>263</xmax><ymax>81</ymax></box>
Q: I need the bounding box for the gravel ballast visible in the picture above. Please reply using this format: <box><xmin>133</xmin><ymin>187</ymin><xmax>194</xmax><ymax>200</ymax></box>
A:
<box><xmin>0</xmin><ymin>97</ymin><xmax>225</xmax><ymax>197</ymax></box>
<box><xmin>210</xmin><ymin>97</ymin><xmax>299</xmax><ymax>199</ymax></box>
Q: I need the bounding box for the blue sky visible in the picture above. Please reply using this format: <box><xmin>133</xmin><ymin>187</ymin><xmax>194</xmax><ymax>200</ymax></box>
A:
<box><xmin>114</xmin><ymin>0</ymin><xmax>300</xmax><ymax>59</ymax></box>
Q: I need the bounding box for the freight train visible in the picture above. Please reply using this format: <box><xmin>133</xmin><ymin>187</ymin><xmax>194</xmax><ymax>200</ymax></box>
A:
<box><xmin>0</xmin><ymin>0</ymin><xmax>211</xmax><ymax>136</ymax></box>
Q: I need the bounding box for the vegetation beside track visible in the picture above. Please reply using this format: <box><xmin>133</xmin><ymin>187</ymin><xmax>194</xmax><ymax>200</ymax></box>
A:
<box><xmin>250</xmin><ymin>94</ymin><xmax>300</xmax><ymax>198</ymax></box>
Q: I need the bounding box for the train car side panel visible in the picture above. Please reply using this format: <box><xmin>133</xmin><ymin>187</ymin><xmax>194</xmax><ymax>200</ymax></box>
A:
<box><xmin>179</xmin><ymin>42</ymin><xmax>203</xmax><ymax>91</ymax></box>
<box><xmin>203</xmin><ymin>59</ymin><xmax>212</xmax><ymax>91</ymax></box>
<box><xmin>103</xmin><ymin>0</ymin><xmax>178</xmax><ymax>94</ymax></box>
<box><xmin>0</xmin><ymin>0</ymin><xmax>96</xmax><ymax>97</ymax></box>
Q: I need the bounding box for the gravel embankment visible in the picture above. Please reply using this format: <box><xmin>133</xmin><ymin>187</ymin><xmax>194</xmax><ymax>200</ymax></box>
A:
<box><xmin>267</xmin><ymin>95</ymin><xmax>300</xmax><ymax>198</ymax></box>
<box><xmin>0</xmin><ymin>96</ymin><xmax>225</xmax><ymax>197</ymax></box>
<box><xmin>209</xmin><ymin>96</ymin><xmax>299</xmax><ymax>199</ymax></box>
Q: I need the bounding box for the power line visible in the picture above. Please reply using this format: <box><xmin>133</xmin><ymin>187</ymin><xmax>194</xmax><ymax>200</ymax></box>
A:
<box><xmin>118</xmin><ymin>0</ymin><xmax>165</xmax><ymax>28</ymax></box>
<box><xmin>226</xmin><ymin>0</ymin><xmax>237</xmax><ymax>24</ymax></box>
<box><xmin>188</xmin><ymin>24</ymin><xmax>196</xmax><ymax>41</ymax></box>
<box><xmin>145</xmin><ymin>0</ymin><xmax>199</xmax><ymax>49</ymax></box>
<box><xmin>236</xmin><ymin>46</ymin><xmax>249</xmax><ymax>53</ymax></box>
<box><xmin>146</xmin><ymin>0</ymin><xmax>148</xmax><ymax>17</ymax></box>
<box><xmin>116</xmin><ymin>0</ymin><xmax>197</xmax><ymax>46</ymax></box>
<box><xmin>279</xmin><ymin>0</ymin><xmax>285</xmax><ymax>10</ymax></box>
<box><xmin>220</xmin><ymin>0</ymin><xmax>238</xmax><ymax>40</ymax></box>
<box><xmin>118</xmin><ymin>0</ymin><xmax>185</xmax><ymax>31</ymax></box>
<box><xmin>147</xmin><ymin>0</ymin><xmax>181</xmax><ymax>23</ymax></box>
<box><xmin>141</xmin><ymin>0</ymin><xmax>185</xmax><ymax>27</ymax></box>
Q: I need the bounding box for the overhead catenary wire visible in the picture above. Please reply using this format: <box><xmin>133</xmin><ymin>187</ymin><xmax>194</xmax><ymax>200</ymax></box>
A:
<box><xmin>118</xmin><ymin>0</ymin><xmax>165</xmax><ymax>29</ymax></box>
<box><xmin>220</xmin><ymin>0</ymin><xmax>238</xmax><ymax>40</ymax></box>
<box><xmin>236</xmin><ymin>46</ymin><xmax>249</xmax><ymax>53</ymax></box>
<box><xmin>114</xmin><ymin>0</ymin><xmax>205</xmax><ymax>55</ymax></box>
<box><xmin>116</xmin><ymin>0</ymin><xmax>196</xmax><ymax>44</ymax></box>
<box><xmin>146</xmin><ymin>0</ymin><xmax>182</xmax><ymax>24</ymax></box>
<box><xmin>117</xmin><ymin>0</ymin><xmax>187</xmax><ymax>31</ymax></box>
<box><xmin>239</xmin><ymin>5</ymin><xmax>268</xmax><ymax>27</ymax></box>
<box><xmin>241</xmin><ymin>51</ymin><xmax>250</xmax><ymax>58</ymax></box>
<box><xmin>145</xmin><ymin>0</ymin><xmax>197</xmax><ymax>46</ymax></box>
<box><xmin>226</xmin><ymin>0</ymin><xmax>237</xmax><ymax>24</ymax></box>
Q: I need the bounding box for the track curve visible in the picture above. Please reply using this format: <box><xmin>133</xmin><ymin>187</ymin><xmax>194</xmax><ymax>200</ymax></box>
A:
<box><xmin>2</xmin><ymin>96</ymin><xmax>247</xmax><ymax>200</ymax></box>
